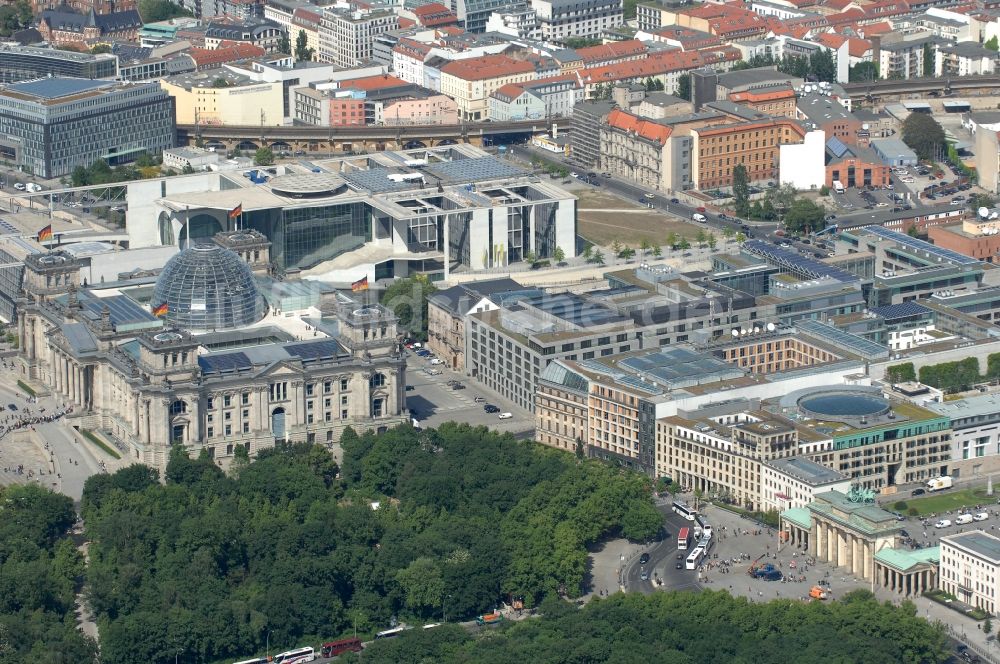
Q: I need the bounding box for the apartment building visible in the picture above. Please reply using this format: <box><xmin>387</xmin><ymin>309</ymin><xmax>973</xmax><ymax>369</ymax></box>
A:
<box><xmin>531</xmin><ymin>0</ymin><xmax>624</xmax><ymax>44</ymax></box>
<box><xmin>488</xmin><ymin>76</ymin><xmax>583</xmax><ymax>121</ymax></box>
<box><xmin>466</xmin><ymin>293</ymin><xmax>640</xmax><ymax>412</ymax></box>
<box><xmin>935</xmin><ymin>41</ymin><xmax>996</xmax><ymax>77</ymax></box>
<box><xmin>440</xmin><ymin>55</ymin><xmax>536</xmax><ymax>121</ymax></box>
<box><xmin>319</xmin><ymin>7</ymin><xmax>399</xmax><ymax>68</ymax></box>
<box><xmin>570</xmin><ymin>99</ymin><xmax>615</xmax><ymax>169</ymax></box>
<box><xmin>599</xmin><ymin>108</ymin><xmax>674</xmax><ymax>192</ymax></box>
<box><xmin>940</xmin><ymin>532</ymin><xmax>1000</xmax><ymax>616</ymax></box>
<box><xmin>690</xmin><ymin>117</ymin><xmax>806</xmax><ymax>189</ymax></box>
<box><xmin>727</xmin><ymin>85</ymin><xmax>796</xmax><ymax>118</ymax></box>
<box><xmin>878</xmin><ymin>35</ymin><xmax>939</xmax><ymax>80</ymax></box>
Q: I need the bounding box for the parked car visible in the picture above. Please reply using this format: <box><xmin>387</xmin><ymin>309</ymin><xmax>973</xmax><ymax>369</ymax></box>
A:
<box><xmin>425</xmin><ymin>368</ymin><xmax>442</xmax><ymax>376</ymax></box>
<box><xmin>974</xmin><ymin>512</ymin><xmax>989</xmax><ymax>522</ymax></box>
<box><xmin>670</xmin><ymin>198</ymin><xmax>680</xmax><ymax>204</ymax></box>
<box><xmin>484</xmin><ymin>404</ymin><xmax>500</xmax><ymax>413</ymax></box>
<box><xmin>429</xmin><ymin>358</ymin><xmax>443</xmax><ymax>365</ymax></box>
<box><xmin>451</xmin><ymin>383</ymin><xmax>465</xmax><ymax>390</ymax></box>
<box><xmin>934</xmin><ymin>519</ymin><xmax>952</xmax><ymax>528</ymax></box>
<box><xmin>474</xmin><ymin>396</ymin><xmax>486</xmax><ymax>403</ymax></box>
<box><xmin>911</xmin><ymin>488</ymin><xmax>925</xmax><ymax>496</ymax></box>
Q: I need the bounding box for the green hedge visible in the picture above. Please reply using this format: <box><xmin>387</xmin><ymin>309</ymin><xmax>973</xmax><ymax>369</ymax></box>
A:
<box><xmin>16</xmin><ymin>380</ymin><xmax>35</xmax><ymax>398</ymax></box>
<box><xmin>80</xmin><ymin>429</ymin><xmax>121</xmax><ymax>460</ymax></box>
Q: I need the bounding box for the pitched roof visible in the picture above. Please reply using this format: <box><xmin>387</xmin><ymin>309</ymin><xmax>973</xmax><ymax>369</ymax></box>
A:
<box><xmin>441</xmin><ymin>54</ymin><xmax>534</xmax><ymax>81</ymax></box>
<box><xmin>412</xmin><ymin>2</ymin><xmax>458</xmax><ymax>26</ymax></box>
<box><xmin>581</xmin><ymin>46</ymin><xmax>740</xmax><ymax>84</ymax></box>
<box><xmin>729</xmin><ymin>86</ymin><xmax>795</xmax><ymax>103</ymax></box>
<box><xmin>189</xmin><ymin>42</ymin><xmax>265</xmax><ymax>68</ymax></box>
<box><xmin>575</xmin><ymin>38</ymin><xmax>647</xmax><ymax>63</ymax></box>
<box><xmin>605</xmin><ymin>108</ymin><xmax>672</xmax><ymax>144</ymax></box>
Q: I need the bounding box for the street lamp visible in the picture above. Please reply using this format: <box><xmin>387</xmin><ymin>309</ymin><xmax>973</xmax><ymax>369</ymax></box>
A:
<box><xmin>266</xmin><ymin>630</ymin><xmax>271</xmax><ymax>659</ymax></box>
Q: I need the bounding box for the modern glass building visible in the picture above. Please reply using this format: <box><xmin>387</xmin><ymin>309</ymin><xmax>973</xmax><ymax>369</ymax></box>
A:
<box><xmin>0</xmin><ymin>44</ymin><xmax>118</xmax><ymax>84</ymax></box>
<box><xmin>151</xmin><ymin>243</ymin><xmax>266</xmax><ymax>332</ymax></box>
<box><xmin>0</xmin><ymin>77</ymin><xmax>175</xmax><ymax>178</ymax></box>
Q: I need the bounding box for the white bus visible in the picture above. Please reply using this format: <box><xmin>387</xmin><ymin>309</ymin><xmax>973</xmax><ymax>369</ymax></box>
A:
<box><xmin>375</xmin><ymin>626</ymin><xmax>408</xmax><ymax>639</ymax></box>
<box><xmin>272</xmin><ymin>647</ymin><xmax>315</xmax><ymax>664</ymax></box>
<box><xmin>672</xmin><ymin>501</ymin><xmax>696</xmax><ymax>521</ymax></box>
<box><xmin>685</xmin><ymin>547</ymin><xmax>705</xmax><ymax>570</ymax></box>
<box><xmin>233</xmin><ymin>659</ymin><xmax>267</xmax><ymax>664</ymax></box>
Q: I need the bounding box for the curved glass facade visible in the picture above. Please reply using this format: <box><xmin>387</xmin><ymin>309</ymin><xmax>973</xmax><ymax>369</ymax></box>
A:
<box><xmin>152</xmin><ymin>243</ymin><xmax>266</xmax><ymax>332</ymax></box>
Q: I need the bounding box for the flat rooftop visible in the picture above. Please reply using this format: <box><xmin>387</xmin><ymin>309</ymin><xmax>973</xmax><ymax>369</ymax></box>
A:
<box><xmin>765</xmin><ymin>456</ymin><xmax>848</xmax><ymax>486</ymax></box>
<box><xmin>942</xmin><ymin>531</ymin><xmax>1000</xmax><ymax>563</ymax></box>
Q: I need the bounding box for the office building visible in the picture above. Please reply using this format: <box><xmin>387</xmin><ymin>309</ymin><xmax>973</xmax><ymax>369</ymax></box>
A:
<box><xmin>940</xmin><ymin>531</ymin><xmax>1000</xmax><ymax>616</ymax></box>
<box><xmin>127</xmin><ymin>145</ymin><xmax>577</xmax><ymax>281</ymax></box>
<box><xmin>427</xmin><ymin>278</ymin><xmax>536</xmax><ymax>370</ymax></box>
<box><xmin>0</xmin><ymin>78</ymin><xmax>174</xmax><ymax>179</ymax></box>
<box><xmin>0</xmin><ymin>44</ymin><xmax>118</xmax><ymax>83</ymax></box>
<box><xmin>690</xmin><ymin>117</ymin><xmax>806</xmax><ymax>189</ymax></box>
<box><xmin>570</xmin><ymin>100</ymin><xmax>615</xmax><ymax>169</ymax></box>
<box><xmin>319</xmin><ymin>7</ymin><xmax>399</xmax><ymax>68</ymax></box>
<box><xmin>467</xmin><ymin>293</ymin><xmax>641</xmax><ymax>412</ymax></box>
<box><xmin>760</xmin><ymin>457</ymin><xmax>852</xmax><ymax>513</ymax></box>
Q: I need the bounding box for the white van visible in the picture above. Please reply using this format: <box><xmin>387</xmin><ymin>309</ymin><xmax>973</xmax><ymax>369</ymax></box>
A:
<box><xmin>498</xmin><ymin>412</ymin><xmax>513</xmax><ymax>419</ymax></box>
<box><xmin>956</xmin><ymin>514</ymin><xmax>974</xmax><ymax>525</ymax></box>
<box><xmin>975</xmin><ymin>512</ymin><xmax>989</xmax><ymax>522</ymax></box>
<box><xmin>692</xmin><ymin>213</ymin><xmax>707</xmax><ymax>223</ymax></box>
<box><xmin>935</xmin><ymin>519</ymin><xmax>952</xmax><ymax>528</ymax></box>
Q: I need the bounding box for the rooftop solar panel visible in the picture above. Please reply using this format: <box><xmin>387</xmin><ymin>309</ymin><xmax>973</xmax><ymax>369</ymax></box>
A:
<box><xmin>198</xmin><ymin>351</ymin><xmax>253</xmax><ymax>373</ymax></box>
<box><xmin>285</xmin><ymin>339</ymin><xmax>345</xmax><ymax>361</ymax></box>
<box><xmin>863</xmin><ymin>225</ymin><xmax>980</xmax><ymax>266</ymax></box>
<box><xmin>425</xmin><ymin>157</ymin><xmax>527</xmax><ymax>183</ymax></box>
<box><xmin>81</xmin><ymin>294</ymin><xmax>157</xmax><ymax>325</ymax></box>
<box><xmin>826</xmin><ymin>135</ymin><xmax>849</xmax><ymax>158</ymax></box>
<box><xmin>798</xmin><ymin>320</ymin><xmax>888</xmax><ymax>360</ymax></box>
<box><xmin>743</xmin><ymin>240</ymin><xmax>858</xmax><ymax>283</ymax></box>
<box><xmin>869</xmin><ymin>301</ymin><xmax>930</xmax><ymax>320</ymax></box>
<box><xmin>0</xmin><ymin>220</ymin><xmax>19</xmax><ymax>235</ymax></box>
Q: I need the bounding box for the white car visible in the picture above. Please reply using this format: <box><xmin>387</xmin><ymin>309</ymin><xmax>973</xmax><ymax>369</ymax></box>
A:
<box><xmin>975</xmin><ymin>512</ymin><xmax>990</xmax><ymax>522</ymax></box>
<box><xmin>13</xmin><ymin>183</ymin><xmax>25</xmax><ymax>191</ymax></box>
<box><xmin>935</xmin><ymin>519</ymin><xmax>952</xmax><ymax>528</ymax></box>
<box><xmin>901</xmin><ymin>177</ymin><xmax>915</xmax><ymax>183</ymax></box>
<box><xmin>429</xmin><ymin>358</ymin><xmax>443</xmax><ymax>365</ymax></box>
<box><xmin>498</xmin><ymin>412</ymin><xmax>513</xmax><ymax>419</ymax></box>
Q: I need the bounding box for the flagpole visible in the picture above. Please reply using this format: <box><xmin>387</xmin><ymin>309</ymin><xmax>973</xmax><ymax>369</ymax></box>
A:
<box><xmin>184</xmin><ymin>205</ymin><xmax>190</xmax><ymax>249</ymax></box>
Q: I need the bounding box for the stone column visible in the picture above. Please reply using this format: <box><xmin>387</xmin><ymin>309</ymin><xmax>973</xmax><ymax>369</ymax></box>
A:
<box><xmin>813</xmin><ymin>521</ymin><xmax>823</xmax><ymax>559</ymax></box>
<box><xmin>844</xmin><ymin>534</ymin><xmax>854</xmax><ymax>574</ymax></box>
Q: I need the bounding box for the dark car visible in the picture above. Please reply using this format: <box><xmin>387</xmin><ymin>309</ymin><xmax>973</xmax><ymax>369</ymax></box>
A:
<box><xmin>677</xmin><ymin>553</ymin><xmax>684</xmax><ymax>560</ymax></box>
<box><xmin>676</xmin><ymin>562</ymin><xmax>683</xmax><ymax>569</ymax></box>
<box><xmin>484</xmin><ymin>404</ymin><xmax>500</xmax><ymax>413</ymax></box>
<box><xmin>639</xmin><ymin>553</ymin><xmax>650</xmax><ymax>565</ymax></box>
<box><xmin>670</xmin><ymin>198</ymin><xmax>680</xmax><ymax>204</ymax></box>
<box><xmin>451</xmin><ymin>383</ymin><xmax>466</xmax><ymax>390</ymax></box>
<box><xmin>912</xmin><ymin>488</ymin><xmax>926</xmax><ymax>496</ymax></box>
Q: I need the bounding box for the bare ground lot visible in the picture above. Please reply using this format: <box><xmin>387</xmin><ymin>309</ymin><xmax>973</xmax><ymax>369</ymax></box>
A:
<box><xmin>575</xmin><ymin>190</ymin><xmax>705</xmax><ymax>247</ymax></box>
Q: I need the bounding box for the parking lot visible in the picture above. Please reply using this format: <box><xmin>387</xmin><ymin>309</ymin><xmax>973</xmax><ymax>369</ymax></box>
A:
<box><xmin>403</xmin><ymin>348</ymin><xmax>533</xmax><ymax>435</ymax></box>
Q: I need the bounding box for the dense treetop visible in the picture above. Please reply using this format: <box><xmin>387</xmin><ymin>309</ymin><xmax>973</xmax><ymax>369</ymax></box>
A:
<box><xmin>81</xmin><ymin>423</ymin><xmax>661</xmax><ymax>663</ymax></box>
<box><xmin>352</xmin><ymin>590</ymin><xmax>950</xmax><ymax>664</ymax></box>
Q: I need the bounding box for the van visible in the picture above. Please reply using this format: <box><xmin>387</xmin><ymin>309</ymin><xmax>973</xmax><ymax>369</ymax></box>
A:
<box><xmin>935</xmin><ymin>519</ymin><xmax>952</xmax><ymax>528</ymax></box>
<box><xmin>974</xmin><ymin>512</ymin><xmax>989</xmax><ymax>522</ymax></box>
<box><xmin>498</xmin><ymin>412</ymin><xmax>513</xmax><ymax>419</ymax></box>
<box><xmin>956</xmin><ymin>514</ymin><xmax>974</xmax><ymax>525</ymax></box>
<box><xmin>692</xmin><ymin>213</ymin><xmax>707</xmax><ymax>223</ymax></box>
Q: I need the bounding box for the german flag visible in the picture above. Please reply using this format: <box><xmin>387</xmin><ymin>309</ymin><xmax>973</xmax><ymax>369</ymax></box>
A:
<box><xmin>152</xmin><ymin>302</ymin><xmax>169</xmax><ymax>318</ymax></box>
<box><xmin>228</xmin><ymin>203</ymin><xmax>243</xmax><ymax>219</ymax></box>
<box><xmin>351</xmin><ymin>276</ymin><xmax>369</xmax><ymax>292</ymax></box>
<box><xmin>37</xmin><ymin>225</ymin><xmax>52</xmax><ymax>243</ymax></box>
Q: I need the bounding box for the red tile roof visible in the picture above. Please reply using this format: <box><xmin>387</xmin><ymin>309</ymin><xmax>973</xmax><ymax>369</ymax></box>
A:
<box><xmin>605</xmin><ymin>108</ymin><xmax>672</xmax><ymax>144</ymax></box>
<box><xmin>580</xmin><ymin>46</ymin><xmax>741</xmax><ymax>85</ymax></box>
<box><xmin>441</xmin><ymin>54</ymin><xmax>535</xmax><ymax>81</ymax></box>
<box><xmin>729</xmin><ymin>87</ymin><xmax>796</xmax><ymax>103</ymax></box>
<box><xmin>859</xmin><ymin>20</ymin><xmax>892</xmax><ymax>36</ymax></box>
<box><xmin>814</xmin><ymin>32</ymin><xmax>848</xmax><ymax>49</ymax></box>
<box><xmin>412</xmin><ymin>2</ymin><xmax>458</xmax><ymax>26</ymax></box>
<box><xmin>575</xmin><ymin>38</ymin><xmax>647</xmax><ymax>63</ymax></box>
<box><xmin>190</xmin><ymin>42</ymin><xmax>265</xmax><ymax>68</ymax></box>
<box><xmin>695</xmin><ymin>117</ymin><xmax>806</xmax><ymax>138</ymax></box>
<box><xmin>341</xmin><ymin>73</ymin><xmax>409</xmax><ymax>91</ymax></box>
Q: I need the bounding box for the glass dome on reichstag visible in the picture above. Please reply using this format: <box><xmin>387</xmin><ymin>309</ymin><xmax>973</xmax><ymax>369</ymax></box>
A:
<box><xmin>152</xmin><ymin>242</ymin><xmax>266</xmax><ymax>332</ymax></box>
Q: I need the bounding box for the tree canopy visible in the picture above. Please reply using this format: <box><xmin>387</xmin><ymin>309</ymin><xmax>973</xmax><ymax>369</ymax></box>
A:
<box><xmin>350</xmin><ymin>589</ymin><xmax>948</xmax><ymax>664</ymax></box>
<box><xmin>732</xmin><ymin>164</ymin><xmax>750</xmax><ymax>218</ymax></box>
<box><xmin>381</xmin><ymin>275</ymin><xmax>438</xmax><ymax>340</ymax></box>
<box><xmin>137</xmin><ymin>0</ymin><xmax>192</xmax><ymax>22</ymax></box>
<box><xmin>0</xmin><ymin>484</ymin><xmax>96</xmax><ymax>662</ymax></box>
<box><xmin>782</xmin><ymin>198</ymin><xmax>826</xmax><ymax>234</ymax></box>
<box><xmin>902</xmin><ymin>113</ymin><xmax>945</xmax><ymax>161</ymax></box>
<box><xmin>82</xmin><ymin>424</ymin><xmax>661</xmax><ymax>663</ymax></box>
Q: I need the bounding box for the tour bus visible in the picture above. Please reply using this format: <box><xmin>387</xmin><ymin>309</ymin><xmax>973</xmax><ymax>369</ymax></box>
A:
<box><xmin>375</xmin><ymin>626</ymin><xmax>409</xmax><ymax>639</ymax></box>
<box><xmin>233</xmin><ymin>659</ymin><xmax>267</xmax><ymax>664</ymax></box>
<box><xmin>685</xmin><ymin>546</ymin><xmax>705</xmax><ymax>570</ymax></box>
<box><xmin>321</xmin><ymin>637</ymin><xmax>363</xmax><ymax>657</ymax></box>
<box><xmin>672</xmin><ymin>501</ymin><xmax>696</xmax><ymax>521</ymax></box>
<box><xmin>677</xmin><ymin>527</ymin><xmax>691</xmax><ymax>550</ymax></box>
<box><xmin>271</xmin><ymin>646</ymin><xmax>315</xmax><ymax>664</ymax></box>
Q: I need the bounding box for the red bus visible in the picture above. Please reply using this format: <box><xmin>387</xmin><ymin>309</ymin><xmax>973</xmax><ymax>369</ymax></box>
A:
<box><xmin>321</xmin><ymin>638</ymin><xmax>363</xmax><ymax>658</ymax></box>
<box><xmin>677</xmin><ymin>527</ymin><xmax>691</xmax><ymax>550</ymax></box>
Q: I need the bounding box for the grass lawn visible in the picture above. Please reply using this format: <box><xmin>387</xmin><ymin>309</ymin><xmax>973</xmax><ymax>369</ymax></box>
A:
<box><xmin>903</xmin><ymin>487</ymin><xmax>992</xmax><ymax>515</ymax></box>
<box><xmin>575</xmin><ymin>189</ymin><xmax>707</xmax><ymax>247</ymax></box>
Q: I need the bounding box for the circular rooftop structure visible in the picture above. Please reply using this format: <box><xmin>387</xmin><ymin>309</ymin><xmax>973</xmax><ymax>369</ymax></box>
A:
<box><xmin>799</xmin><ymin>392</ymin><xmax>891</xmax><ymax>420</ymax></box>
<box><xmin>152</xmin><ymin>243</ymin><xmax>265</xmax><ymax>332</ymax></box>
<box><xmin>269</xmin><ymin>172</ymin><xmax>347</xmax><ymax>198</ymax></box>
